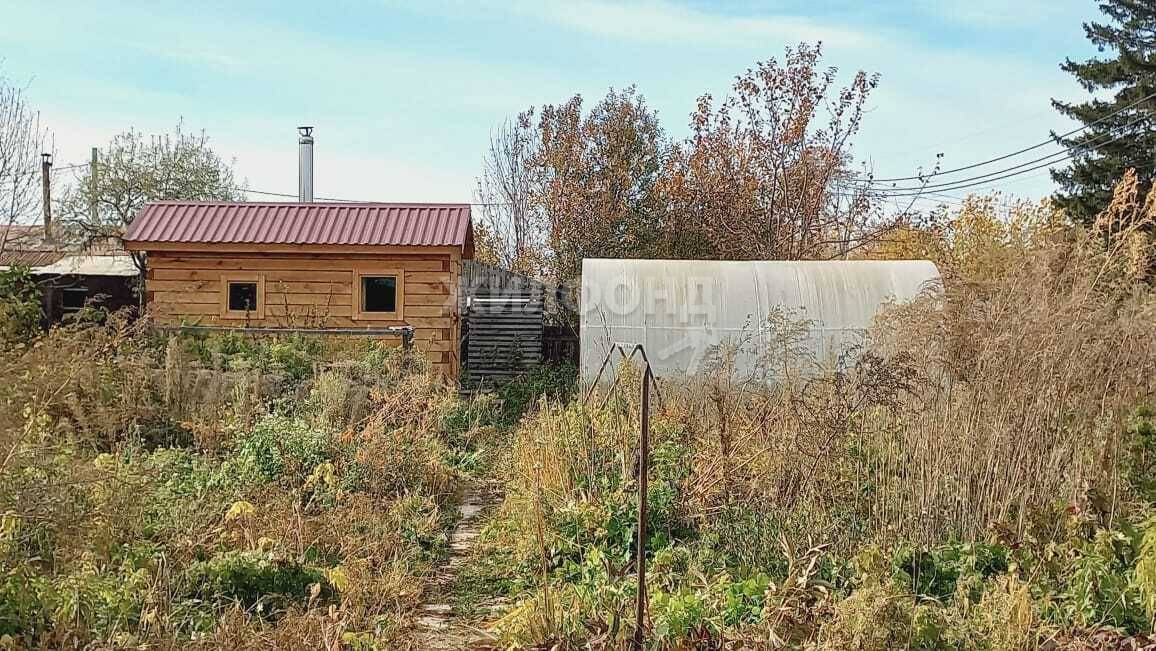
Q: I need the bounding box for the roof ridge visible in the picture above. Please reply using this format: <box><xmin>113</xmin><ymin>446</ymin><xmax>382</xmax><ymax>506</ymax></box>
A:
<box><xmin>145</xmin><ymin>200</ymin><xmax>472</xmax><ymax>207</ymax></box>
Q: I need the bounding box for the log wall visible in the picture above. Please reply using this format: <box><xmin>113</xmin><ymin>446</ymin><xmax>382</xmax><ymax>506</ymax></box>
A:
<box><xmin>145</xmin><ymin>249</ymin><xmax>462</xmax><ymax>379</ymax></box>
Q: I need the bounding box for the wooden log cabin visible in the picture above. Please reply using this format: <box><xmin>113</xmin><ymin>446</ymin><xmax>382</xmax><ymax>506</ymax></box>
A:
<box><xmin>124</xmin><ymin>201</ymin><xmax>473</xmax><ymax>380</ymax></box>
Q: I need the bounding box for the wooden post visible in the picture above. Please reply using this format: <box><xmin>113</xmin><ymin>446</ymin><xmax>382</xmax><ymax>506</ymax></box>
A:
<box><xmin>40</xmin><ymin>153</ymin><xmax>51</xmax><ymax>239</ymax></box>
<box><xmin>633</xmin><ymin>362</ymin><xmax>651</xmax><ymax>650</ymax></box>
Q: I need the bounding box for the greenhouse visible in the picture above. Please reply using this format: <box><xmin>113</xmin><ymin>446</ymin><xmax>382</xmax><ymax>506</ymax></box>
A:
<box><xmin>579</xmin><ymin>258</ymin><xmax>942</xmax><ymax>382</ymax></box>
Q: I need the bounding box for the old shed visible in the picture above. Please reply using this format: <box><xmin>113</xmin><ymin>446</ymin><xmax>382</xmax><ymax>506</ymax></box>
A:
<box><xmin>0</xmin><ymin>225</ymin><xmax>138</xmax><ymax>324</ymax></box>
<box><xmin>124</xmin><ymin>201</ymin><xmax>473</xmax><ymax>380</ymax></box>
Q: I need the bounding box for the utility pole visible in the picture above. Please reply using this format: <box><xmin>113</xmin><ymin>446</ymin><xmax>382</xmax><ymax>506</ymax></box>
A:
<box><xmin>89</xmin><ymin>146</ymin><xmax>99</xmax><ymax>220</ymax></box>
<box><xmin>40</xmin><ymin>153</ymin><xmax>52</xmax><ymax>240</ymax></box>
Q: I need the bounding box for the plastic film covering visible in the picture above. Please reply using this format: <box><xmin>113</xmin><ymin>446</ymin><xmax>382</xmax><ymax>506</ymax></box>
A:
<box><xmin>579</xmin><ymin>258</ymin><xmax>941</xmax><ymax>382</ymax></box>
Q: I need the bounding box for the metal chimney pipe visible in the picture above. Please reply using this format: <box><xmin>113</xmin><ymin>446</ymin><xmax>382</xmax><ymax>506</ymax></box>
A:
<box><xmin>298</xmin><ymin>126</ymin><xmax>314</xmax><ymax>202</ymax></box>
<box><xmin>41</xmin><ymin>153</ymin><xmax>52</xmax><ymax>238</ymax></box>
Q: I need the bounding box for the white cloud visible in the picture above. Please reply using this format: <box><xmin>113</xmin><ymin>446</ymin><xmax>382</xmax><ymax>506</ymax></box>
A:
<box><xmin>500</xmin><ymin>0</ymin><xmax>882</xmax><ymax>49</ymax></box>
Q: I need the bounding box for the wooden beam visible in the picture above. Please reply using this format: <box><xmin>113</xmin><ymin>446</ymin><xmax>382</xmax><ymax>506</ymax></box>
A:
<box><xmin>150</xmin><ymin>268</ymin><xmax>354</xmax><ymax>282</ymax></box>
<box><xmin>150</xmin><ymin>257</ymin><xmax>445</xmax><ymax>272</ymax></box>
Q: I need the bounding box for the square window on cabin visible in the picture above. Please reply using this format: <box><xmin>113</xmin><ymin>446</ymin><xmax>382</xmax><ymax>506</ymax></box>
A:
<box><xmin>62</xmin><ymin>288</ymin><xmax>87</xmax><ymax>311</ymax></box>
<box><xmin>361</xmin><ymin>276</ymin><xmax>397</xmax><ymax>313</ymax></box>
<box><xmin>228</xmin><ymin>282</ymin><xmax>259</xmax><ymax>312</ymax></box>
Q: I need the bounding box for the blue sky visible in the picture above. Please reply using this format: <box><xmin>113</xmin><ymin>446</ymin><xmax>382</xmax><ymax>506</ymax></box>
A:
<box><xmin>3</xmin><ymin>1</ymin><xmax>1101</xmax><ymax>211</ymax></box>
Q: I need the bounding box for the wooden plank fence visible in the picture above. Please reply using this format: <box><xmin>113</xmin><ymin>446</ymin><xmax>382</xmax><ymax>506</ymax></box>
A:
<box><xmin>462</xmin><ymin>288</ymin><xmax>544</xmax><ymax>387</ymax></box>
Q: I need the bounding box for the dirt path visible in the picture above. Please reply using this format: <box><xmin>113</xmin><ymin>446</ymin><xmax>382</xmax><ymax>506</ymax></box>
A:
<box><xmin>415</xmin><ymin>482</ymin><xmax>502</xmax><ymax>650</ymax></box>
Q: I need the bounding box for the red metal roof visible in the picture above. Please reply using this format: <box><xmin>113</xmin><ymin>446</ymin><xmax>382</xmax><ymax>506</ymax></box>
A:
<box><xmin>125</xmin><ymin>202</ymin><xmax>473</xmax><ymax>253</ymax></box>
<box><xmin>0</xmin><ymin>225</ymin><xmax>137</xmax><ymax>272</ymax></box>
<box><xmin>0</xmin><ymin>249</ymin><xmax>65</xmax><ymax>268</ymax></box>
<box><xmin>0</xmin><ymin>225</ymin><xmax>55</xmax><ymax>251</ymax></box>
<box><xmin>1</xmin><ymin>225</ymin><xmax>68</xmax><ymax>268</ymax></box>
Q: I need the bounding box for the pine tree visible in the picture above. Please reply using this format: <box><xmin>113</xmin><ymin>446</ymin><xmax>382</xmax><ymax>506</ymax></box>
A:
<box><xmin>1052</xmin><ymin>0</ymin><xmax>1156</xmax><ymax>223</ymax></box>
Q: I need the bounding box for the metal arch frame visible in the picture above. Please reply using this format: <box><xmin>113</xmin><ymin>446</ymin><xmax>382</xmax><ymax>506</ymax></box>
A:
<box><xmin>583</xmin><ymin>341</ymin><xmax>664</xmax><ymax>410</ymax></box>
<box><xmin>581</xmin><ymin>340</ymin><xmax>659</xmax><ymax>649</ymax></box>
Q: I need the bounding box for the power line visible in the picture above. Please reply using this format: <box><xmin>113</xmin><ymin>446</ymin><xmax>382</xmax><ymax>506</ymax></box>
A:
<box><xmin>461</xmin><ymin>104</ymin><xmax>1151</xmax><ymax>205</ymax></box>
<box><xmin>838</xmin><ymin>187</ymin><xmax>1031</xmax><ymax>223</ymax></box>
<box><xmin>46</xmin><ymin>95</ymin><xmax>1156</xmax><ymax>210</ymax></box>
<box><xmin>856</xmin><ymin>89</ymin><xmax>1156</xmax><ymax>184</ymax></box>
<box><xmin>0</xmin><ymin>160</ymin><xmax>90</xmax><ymax>180</ymax></box>
<box><xmin>868</xmin><ymin>131</ymin><xmax>1131</xmax><ymax>198</ymax></box>
<box><xmin>870</xmin><ymin>106</ymin><xmax>1059</xmax><ymax>162</ymax></box>
<box><xmin>242</xmin><ymin>188</ymin><xmax>367</xmax><ymax>202</ymax></box>
<box><xmin>242</xmin><ymin>188</ymin><xmax>510</xmax><ymax>206</ymax></box>
<box><xmin>843</xmin><ymin>110</ymin><xmax>1151</xmax><ymax>199</ymax></box>
<box><xmin>863</xmin><ymin>111</ymin><xmax>1152</xmax><ymax>194</ymax></box>
<box><xmin>53</xmin><ymin>162</ymin><xmax>89</xmax><ymax>173</ymax></box>
<box><xmin>899</xmin><ymin>192</ymin><xmax>1028</xmax><ymax>214</ymax></box>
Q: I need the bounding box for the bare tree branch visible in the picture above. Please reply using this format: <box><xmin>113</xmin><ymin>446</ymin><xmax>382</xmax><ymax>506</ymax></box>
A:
<box><xmin>0</xmin><ymin>74</ymin><xmax>48</xmax><ymax>258</ymax></box>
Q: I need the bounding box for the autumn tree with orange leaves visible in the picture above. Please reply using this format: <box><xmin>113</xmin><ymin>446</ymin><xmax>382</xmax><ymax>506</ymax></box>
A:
<box><xmin>529</xmin><ymin>87</ymin><xmax>668</xmax><ymax>284</ymax></box>
<box><xmin>475</xmin><ymin>43</ymin><xmax>890</xmax><ymax>282</ymax></box>
<box><xmin>661</xmin><ymin>43</ymin><xmax>883</xmax><ymax>261</ymax></box>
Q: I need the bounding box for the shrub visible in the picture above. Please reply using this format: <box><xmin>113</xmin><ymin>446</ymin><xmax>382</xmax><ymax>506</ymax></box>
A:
<box><xmin>1048</xmin><ymin>527</ymin><xmax>1148</xmax><ymax>631</ymax></box>
<box><xmin>817</xmin><ymin>583</ymin><xmax>913</xmax><ymax>650</ymax></box>
<box><xmin>305</xmin><ymin>369</ymin><xmax>371</xmax><ymax>432</ymax></box>
<box><xmin>345</xmin><ymin>369</ymin><xmax>455</xmax><ymax>499</ymax></box>
<box><xmin>233</xmin><ymin>415</ymin><xmax>334</xmax><ymax>486</ymax></box>
<box><xmin>891</xmin><ymin>542</ymin><xmax>1010</xmax><ymax>603</ymax></box>
<box><xmin>0</xmin><ymin>556</ymin><xmax>153</xmax><ymax>641</ymax></box>
<box><xmin>264</xmin><ymin>336</ymin><xmax>318</xmax><ymax>382</ymax></box>
<box><xmin>179</xmin><ymin>332</ymin><xmax>319</xmax><ymax>384</ymax></box>
<box><xmin>0</xmin><ymin>265</ymin><xmax>42</xmax><ymax>345</ymax></box>
<box><xmin>940</xmin><ymin>575</ymin><xmax>1035</xmax><ymax>651</ymax></box>
<box><xmin>492</xmin><ymin>363</ymin><xmax>578</xmax><ymax>427</ymax></box>
<box><xmin>182</xmin><ymin>550</ymin><xmax>335</xmax><ymax>616</ymax></box>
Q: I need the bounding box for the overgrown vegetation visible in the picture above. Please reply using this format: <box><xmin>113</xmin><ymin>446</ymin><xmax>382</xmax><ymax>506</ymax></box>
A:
<box><xmin>457</xmin><ymin>173</ymin><xmax>1156</xmax><ymax>649</ymax></box>
<box><xmin>5</xmin><ymin>179</ymin><xmax>1156</xmax><ymax>649</ymax></box>
<box><xmin>0</xmin><ymin>318</ymin><xmax>573</xmax><ymax>648</ymax></box>
<box><xmin>5</xmin><ymin>171</ymin><xmax>1156</xmax><ymax>648</ymax></box>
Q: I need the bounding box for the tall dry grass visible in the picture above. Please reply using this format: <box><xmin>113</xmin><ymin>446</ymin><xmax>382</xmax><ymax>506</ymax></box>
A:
<box><xmin>863</xmin><ymin>171</ymin><xmax>1156</xmax><ymax>544</ymax></box>
<box><xmin>498</xmin><ymin>174</ymin><xmax>1156</xmax><ymax>561</ymax></box>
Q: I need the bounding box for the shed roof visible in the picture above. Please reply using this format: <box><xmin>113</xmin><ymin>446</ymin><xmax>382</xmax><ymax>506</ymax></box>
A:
<box><xmin>37</xmin><ymin>254</ymin><xmax>139</xmax><ymax>277</ymax></box>
<box><xmin>0</xmin><ymin>224</ymin><xmax>52</xmax><ymax>246</ymax></box>
<box><xmin>0</xmin><ymin>249</ymin><xmax>65</xmax><ymax>268</ymax></box>
<box><xmin>125</xmin><ymin>202</ymin><xmax>473</xmax><ymax>254</ymax></box>
<box><xmin>0</xmin><ymin>225</ymin><xmax>139</xmax><ymax>273</ymax></box>
<box><xmin>0</xmin><ymin>225</ymin><xmax>59</xmax><ymax>265</ymax></box>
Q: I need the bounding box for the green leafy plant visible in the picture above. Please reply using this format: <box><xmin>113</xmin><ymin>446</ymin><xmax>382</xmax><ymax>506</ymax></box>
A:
<box><xmin>1124</xmin><ymin>408</ymin><xmax>1156</xmax><ymax>501</ymax></box>
<box><xmin>233</xmin><ymin>414</ymin><xmax>334</xmax><ymax>485</ymax></box>
<box><xmin>182</xmin><ymin>550</ymin><xmax>335</xmax><ymax>616</ymax></box>
<box><xmin>0</xmin><ymin>265</ymin><xmax>42</xmax><ymax>344</ymax></box>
